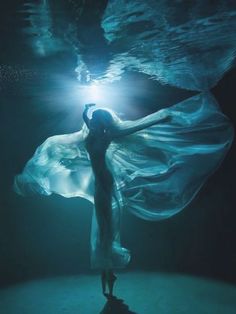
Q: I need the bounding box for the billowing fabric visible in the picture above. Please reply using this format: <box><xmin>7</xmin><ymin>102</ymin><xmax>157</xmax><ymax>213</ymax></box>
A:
<box><xmin>14</xmin><ymin>126</ymin><xmax>94</xmax><ymax>202</ymax></box>
<box><xmin>107</xmin><ymin>92</ymin><xmax>234</xmax><ymax>220</ymax></box>
<box><xmin>90</xmin><ymin>196</ymin><xmax>131</xmax><ymax>269</ymax></box>
<box><xmin>15</xmin><ymin>92</ymin><xmax>233</xmax><ymax>219</ymax></box>
<box><xmin>14</xmin><ymin>0</ymin><xmax>236</xmax><ymax>269</ymax></box>
<box><xmin>14</xmin><ymin>92</ymin><xmax>234</xmax><ymax>268</ymax></box>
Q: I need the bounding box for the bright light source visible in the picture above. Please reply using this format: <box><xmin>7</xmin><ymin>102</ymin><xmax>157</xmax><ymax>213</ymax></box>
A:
<box><xmin>55</xmin><ymin>76</ymin><xmax>134</xmax><ymax>115</ymax></box>
<box><xmin>88</xmin><ymin>84</ymin><xmax>101</xmax><ymax>102</ymax></box>
<box><xmin>79</xmin><ymin>83</ymin><xmax>112</xmax><ymax>106</ymax></box>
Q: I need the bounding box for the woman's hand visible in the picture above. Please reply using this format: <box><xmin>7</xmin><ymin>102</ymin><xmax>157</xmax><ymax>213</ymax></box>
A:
<box><xmin>158</xmin><ymin>109</ymin><xmax>172</xmax><ymax>122</ymax></box>
<box><xmin>85</xmin><ymin>103</ymin><xmax>96</xmax><ymax>109</ymax></box>
<box><xmin>83</xmin><ymin>104</ymin><xmax>95</xmax><ymax>128</ymax></box>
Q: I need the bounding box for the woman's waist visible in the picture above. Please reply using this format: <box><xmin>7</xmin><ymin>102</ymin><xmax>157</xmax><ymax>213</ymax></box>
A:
<box><xmin>93</xmin><ymin>167</ymin><xmax>114</xmax><ymax>183</ymax></box>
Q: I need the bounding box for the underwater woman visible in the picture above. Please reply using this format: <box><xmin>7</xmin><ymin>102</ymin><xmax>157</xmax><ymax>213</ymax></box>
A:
<box><xmin>82</xmin><ymin>103</ymin><xmax>170</xmax><ymax>296</ymax></box>
<box><xmin>14</xmin><ymin>95</ymin><xmax>233</xmax><ymax>298</ymax></box>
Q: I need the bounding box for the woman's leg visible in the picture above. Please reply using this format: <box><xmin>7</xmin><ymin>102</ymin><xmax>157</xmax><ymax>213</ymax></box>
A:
<box><xmin>101</xmin><ymin>270</ymin><xmax>107</xmax><ymax>294</ymax></box>
<box><xmin>94</xmin><ymin>179</ymin><xmax>114</xmax><ymax>295</ymax></box>
<box><xmin>101</xmin><ymin>269</ymin><xmax>117</xmax><ymax>296</ymax></box>
<box><xmin>94</xmin><ymin>171</ymin><xmax>120</xmax><ymax>296</ymax></box>
<box><xmin>107</xmin><ymin>270</ymin><xmax>117</xmax><ymax>296</ymax></box>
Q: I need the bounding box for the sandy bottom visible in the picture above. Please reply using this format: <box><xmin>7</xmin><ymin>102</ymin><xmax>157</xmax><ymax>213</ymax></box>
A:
<box><xmin>0</xmin><ymin>272</ymin><xmax>236</xmax><ymax>314</ymax></box>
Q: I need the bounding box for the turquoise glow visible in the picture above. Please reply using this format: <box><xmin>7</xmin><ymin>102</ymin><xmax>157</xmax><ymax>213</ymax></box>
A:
<box><xmin>14</xmin><ymin>92</ymin><xmax>234</xmax><ymax>221</ymax></box>
<box><xmin>15</xmin><ymin>0</ymin><xmax>235</xmax><ymax>271</ymax></box>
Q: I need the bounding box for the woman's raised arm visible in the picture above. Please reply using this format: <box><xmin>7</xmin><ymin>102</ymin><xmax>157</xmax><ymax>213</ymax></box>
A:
<box><xmin>111</xmin><ymin>109</ymin><xmax>170</xmax><ymax>138</ymax></box>
<box><xmin>82</xmin><ymin>103</ymin><xmax>96</xmax><ymax>129</ymax></box>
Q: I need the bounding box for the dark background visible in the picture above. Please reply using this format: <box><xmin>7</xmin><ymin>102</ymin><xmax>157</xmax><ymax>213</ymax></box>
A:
<box><xmin>0</xmin><ymin>1</ymin><xmax>236</xmax><ymax>287</ymax></box>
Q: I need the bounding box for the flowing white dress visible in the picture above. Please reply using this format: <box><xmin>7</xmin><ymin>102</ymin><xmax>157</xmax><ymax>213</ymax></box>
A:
<box><xmin>14</xmin><ymin>92</ymin><xmax>234</xmax><ymax>269</ymax></box>
<box><xmin>14</xmin><ymin>2</ymin><xmax>236</xmax><ymax>268</ymax></box>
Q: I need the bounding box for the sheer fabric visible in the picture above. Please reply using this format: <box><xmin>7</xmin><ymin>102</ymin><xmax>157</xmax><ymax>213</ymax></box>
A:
<box><xmin>14</xmin><ymin>92</ymin><xmax>234</xmax><ymax>268</ymax></box>
<box><xmin>15</xmin><ymin>1</ymin><xmax>235</xmax><ymax>268</ymax></box>
<box><xmin>107</xmin><ymin>92</ymin><xmax>233</xmax><ymax>220</ymax></box>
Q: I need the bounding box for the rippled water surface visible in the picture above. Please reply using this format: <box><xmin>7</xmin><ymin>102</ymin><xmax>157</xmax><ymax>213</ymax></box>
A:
<box><xmin>17</xmin><ymin>0</ymin><xmax>236</xmax><ymax>91</ymax></box>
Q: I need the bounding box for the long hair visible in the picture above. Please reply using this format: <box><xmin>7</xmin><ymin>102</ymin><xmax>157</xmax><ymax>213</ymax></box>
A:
<box><xmin>81</xmin><ymin>107</ymin><xmax>122</xmax><ymax>138</ymax></box>
<box><xmin>91</xmin><ymin>107</ymin><xmax>122</xmax><ymax>130</ymax></box>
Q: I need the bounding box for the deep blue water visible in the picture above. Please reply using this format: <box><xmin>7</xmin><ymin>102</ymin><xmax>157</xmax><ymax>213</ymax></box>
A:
<box><xmin>0</xmin><ymin>2</ymin><xmax>236</xmax><ymax>313</ymax></box>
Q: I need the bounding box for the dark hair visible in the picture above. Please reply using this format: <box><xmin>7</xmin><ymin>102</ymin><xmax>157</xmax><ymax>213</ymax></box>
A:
<box><xmin>91</xmin><ymin>108</ymin><xmax>120</xmax><ymax>131</ymax></box>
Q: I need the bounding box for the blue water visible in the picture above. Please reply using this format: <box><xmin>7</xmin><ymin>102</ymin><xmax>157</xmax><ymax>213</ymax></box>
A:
<box><xmin>20</xmin><ymin>0</ymin><xmax>236</xmax><ymax>89</ymax></box>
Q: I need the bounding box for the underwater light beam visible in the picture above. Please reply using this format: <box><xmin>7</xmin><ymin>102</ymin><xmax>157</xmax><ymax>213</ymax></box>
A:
<box><xmin>79</xmin><ymin>83</ymin><xmax>115</xmax><ymax>107</ymax></box>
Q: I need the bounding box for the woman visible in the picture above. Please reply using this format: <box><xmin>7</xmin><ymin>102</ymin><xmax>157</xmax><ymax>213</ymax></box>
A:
<box><xmin>14</xmin><ymin>93</ymin><xmax>233</xmax><ymax>297</ymax></box>
<box><xmin>82</xmin><ymin>103</ymin><xmax>170</xmax><ymax>295</ymax></box>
